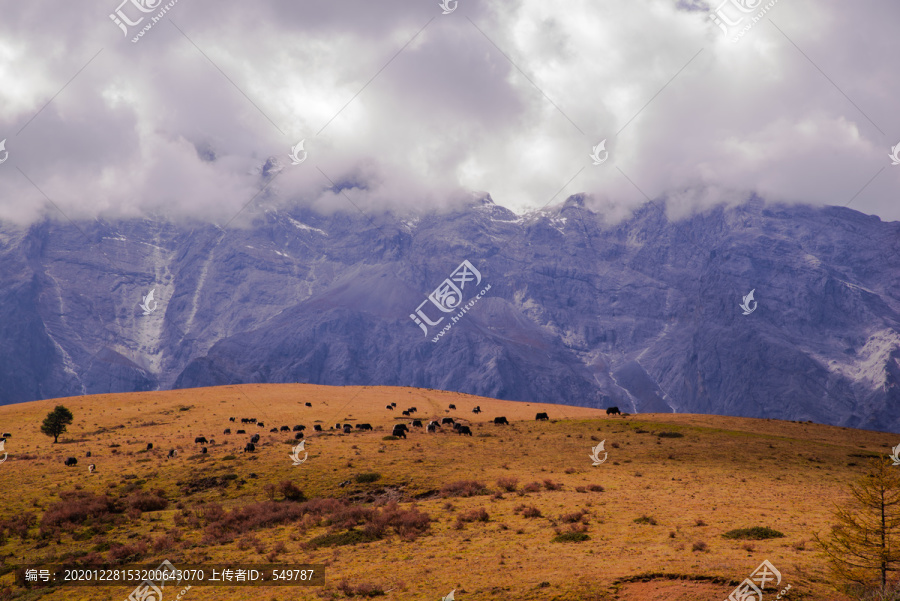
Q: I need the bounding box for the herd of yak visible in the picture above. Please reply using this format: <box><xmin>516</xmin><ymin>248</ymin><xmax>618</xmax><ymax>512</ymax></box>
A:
<box><xmin>60</xmin><ymin>400</ymin><xmax>626</xmax><ymax>468</ymax></box>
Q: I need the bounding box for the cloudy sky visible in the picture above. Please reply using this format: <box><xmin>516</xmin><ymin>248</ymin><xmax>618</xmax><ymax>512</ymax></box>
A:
<box><xmin>0</xmin><ymin>0</ymin><xmax>897</xmax><ymax>226</ymax></box>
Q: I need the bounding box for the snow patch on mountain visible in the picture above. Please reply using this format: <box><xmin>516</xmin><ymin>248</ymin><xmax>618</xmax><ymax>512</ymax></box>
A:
<box><xmin>818</xmin><ymin>329</ymin><xmax>900</xmax><ymax>388</ymax></box>
<box><xmin>286</xmin><ymin>216</ymin><xmax>327</xmax><ymax>236</ymax></box>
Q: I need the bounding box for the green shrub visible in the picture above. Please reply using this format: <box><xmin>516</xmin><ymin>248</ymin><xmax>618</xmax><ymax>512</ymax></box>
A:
<box><xmin>552</xmin><ymin>532</ymin><xmax>589</xmax><ymax>543</ymax></box>
<box><xmin>634</xmin><ymin>515</ymin><xmax>657</xmax><ymax>525</ymax></box>
<box><xmin>382</xmin><ymin>436</ymin><xmax>398</xmax><ymax>441</ymax></box>
<box><xmin>355</xmin><ymin>473</ymin><xmax>381</xmax><ymax>484</ymax></box>
<box><xmin>657</xmin><ymin>431</ymin><xmax>684</xmax><ymax>438</ymax></box>
<box><xmin>722</xmin><ymin>527</ymin><xmax>785</xmax><ymax>540</ymax></box>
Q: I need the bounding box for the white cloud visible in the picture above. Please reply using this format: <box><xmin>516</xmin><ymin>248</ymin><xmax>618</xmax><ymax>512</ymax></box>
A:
<box><xmin>0</xmin><ymin>0</ymin><xmax>896</xmax><ymax>227</ymax></box>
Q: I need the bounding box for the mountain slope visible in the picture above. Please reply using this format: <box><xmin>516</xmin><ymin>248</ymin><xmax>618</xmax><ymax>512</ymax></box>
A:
<box><xmin>0</xmin><ymin>383</ymin><xmax>890</xmax><ymax>600</ymax></box>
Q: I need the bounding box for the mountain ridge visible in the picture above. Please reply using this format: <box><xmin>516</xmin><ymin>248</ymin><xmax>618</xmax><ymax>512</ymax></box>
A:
<box><xmin>1</xmin><ymin>196</ymin><xmax>899</xmax><ymax>431</ymax></box>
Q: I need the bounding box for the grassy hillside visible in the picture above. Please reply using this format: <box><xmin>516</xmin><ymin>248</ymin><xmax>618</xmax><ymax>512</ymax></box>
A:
<box><xmin>0</xmin><ymin>383</ymin><xmax>892</xmax><ymax>600</ymax></box>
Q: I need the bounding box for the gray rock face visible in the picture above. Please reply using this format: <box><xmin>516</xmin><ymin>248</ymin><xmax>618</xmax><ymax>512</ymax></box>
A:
<box><xmin>2</xmin><ymin>195</ymin><xmax>899</xmax><ymax>432</ymax></box>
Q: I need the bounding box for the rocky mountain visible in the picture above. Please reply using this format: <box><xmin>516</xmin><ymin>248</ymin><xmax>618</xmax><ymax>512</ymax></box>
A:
<box><xmin>2</xmin><ymin>194</ymin><xmax>899</xmax><ymax>432</ymax></box>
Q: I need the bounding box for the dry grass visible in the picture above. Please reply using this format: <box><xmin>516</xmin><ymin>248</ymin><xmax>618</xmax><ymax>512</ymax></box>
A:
<box><xmin>0</xmin><ymin>383</ymin><xmax>886</xmax><ymax>600</ymax></box>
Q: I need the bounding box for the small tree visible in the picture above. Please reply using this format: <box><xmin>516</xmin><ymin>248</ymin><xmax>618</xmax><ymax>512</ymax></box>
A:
<box><xmin>40</xmin><ymin>405</ymin><xmax>74</xmax><ymax>443</ymax></box>
<box><xmin>815</xmin><ymin>457</ymin><xmax>900</xmax><ymax>599</ymax></box>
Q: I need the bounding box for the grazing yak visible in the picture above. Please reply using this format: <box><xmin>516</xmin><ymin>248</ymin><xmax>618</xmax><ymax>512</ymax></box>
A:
<box><xmin>412</xmin><ymin>420</ymin><xmax>423</xmax><ymax>427</ymax></box>
<box><xmin>244</xmin><ymin>443</ymin><xmax>255</xmax><ymax>452</ymax></box>
<box><xmin>249</xmin><ymin>418</ymin><xmax>257</xmax><ymax>423</ymax></box>
<box><xmin>409</xmin><ymin>407</ymin><xmax>417</xmax><ymax>413</ymax></box>
<box><xmin>257</xmin><ymin>422</ymin><xmax>265</xmax><ymax>428</ymax></box>
<box><xmin>236</xmin><ymin>429</ymin><xmax>246</xmax><ymax>434</ymax></box>
<box><xmin>390</xmin><ymin>402</ymin><xmax>397</xmax><ymax>407</ymax></box>
<box><xmin>270</xmin><ymin>428</ymin><xmax>278</xmax><ymax>433</ymax></box>
<box><xmin>449</xmin><ymin>404</ymin><xmax>456</xmax><ymax>410</ymax></box>
<box><xmin>394</xmin><ymin>424</ymin><xmax>409</xmax><ymax>432</ymax></box>
<box><xmin>167</xmin><ymin>449</ymin><xmax>177</xmax><ymax>458</ymax></box>
<box><xmin>427</xmin><ymin>423</ymin><xmax>437</xmax><ymax>433</ymax></box>
<box><xmin>401</xmin><ymin>410</ymin><xmax>410</xmax><ymax>416</ymax></box>
<box><xmin>391</xmin><ymin>426</ymin><xmax>407</xmax><ymax>439</ymax></box>
<box><xmin>224</xmin><ymin>429</ymin><xmax>231</xmax><ymax>434</ymax></box>
<box><xmin>457</xmin><ymin>425</ymin><xmax>473</xmax><ymax>436</ymax></box>
<box><xmin>606</xmin><ymin>406</ymin><xmax>621</xmax><ymax>415</ymax></box>
<box><xmin>146</xmin><ymin>443</ymin><xmax>153</xmax><ymax>450</ymax></box>
<box><xmin>305</xmin><ymin>402</ymin><xmax>312</xmax><ymax>407</ymax></box>
<box><xmin>229</xmin><ymin>417</ymin><xmax>236</xmax><ymax>422</ymax></box>
<box><xmin>472</xmin><ymin>406</ymin><xmax>482</xmax><ymax>414</ymax></box>
<box><xmin>358</xmin><ymin>423</ymin><xmax>373</xmax><ymax>431</ymax></box>
<box><xmin>293</xmin><ymin>425</ymin><xmax>304</xmax><ymax>431</ymax></box>
<box><xmin>294</xmin><ymin>432</ymin><xmax>304</xmax><ymax>440</ymax></box>
<box><xmin>313</xmin><ymin>425</ymin><xmax>323</xmax><ymax>432</ymax></box>
<box><xmin>535</xmin><ymin>412</ymin><xmax>549</xmax><ymax>421</ymax></box>
<box><xmin>86</xmin><ymin>451</ymin><xmax>92</xmax><ymax>457</ymax></box>
<box><xmin>88</xmin><ymin>463</ymin><xmax>95</xmax><ymax>473</ymax></box>
<box><xmin>241</xmin><ymin>418</ymin><xmax>249</xmax><ymax>423</ymax></box>
<box><xmin>343</xmin><ymin>425</ymin><xmax>353</xmax><ymax>433</ymax></box>
<box><xmin>386</xmin><ymin>405</ymin><xmax>394</xmax><ymax>410</ymax></box>
<box><xmin>194</xmin><ymin>437</ymin><xmax>208</xmax><ymax>444</ymax></box>
<box><xmin>280</xmin><ymin>426</ymin><xmax>290</xmax><ymax>432</ymax></box>
<box><xmin>493</xmin><ymin>416</ymin><xmax>509</xmax><ymax>425</ymax></box>
<box><xmin>441</xmin><ymin>417</ymin><xmax>455</xmax><ymax>425</ymax></box>
<box><xmin>250</xmin><ymin>434</ymin><xmax>260</xmax><ymax>444</ymax></box>
<box><xmin>201</xmin><ymin>447</ymin><xmax>207</xmax><ymax>454</ymax></box>
<box><xmin>64</xmin><ymin>457</ymin><xmax>77</xmax><ymax>466</ymax></box>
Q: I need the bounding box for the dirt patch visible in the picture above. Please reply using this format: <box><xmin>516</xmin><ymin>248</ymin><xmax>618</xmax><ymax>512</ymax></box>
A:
<box><xmin>617</xmin><ymin>580</ymin><xmax>732</xmax><ymax>601</ymax></box>
<box><xmin>348</xmin><ymin>485</ymin><xmax>406</xmax><ymax>504</ymax></box>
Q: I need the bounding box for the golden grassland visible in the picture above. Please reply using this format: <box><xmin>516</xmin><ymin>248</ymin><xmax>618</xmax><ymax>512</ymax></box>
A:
<box><xmin>0</xmin><ymin>383</ymin><xmax>893</xmax><ymax>601</ymax></box>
